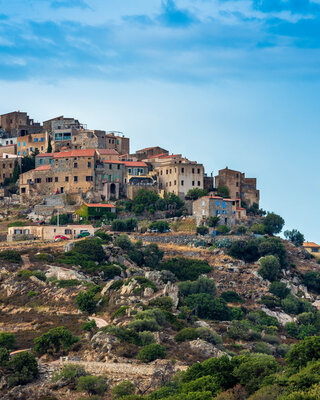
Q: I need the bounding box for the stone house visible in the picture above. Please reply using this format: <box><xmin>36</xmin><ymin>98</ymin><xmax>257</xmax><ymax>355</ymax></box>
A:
<box><xmin>156</xmin><ymin>156</ymin><xmax>204</xmax><ymax>199</ymax></box>
<box><xmin>0</xmin><ymin>111</ymin><xmax>42</xmax><ymax>137</ymax></box>
<box><xmin>0</xmin><ymin>145</ymin><xmax>17</xmax><ymax>157</ymax></box>
<box><xmin>0</xmin><ymin>156</ymin><xmax>20</xmax><ymax>185</ymax></box>
<box><xmin>74</xmin><ymin>202</ymin><xmax>116</xmax><ymax>222</ymax></box>
<box><xmin>133</xmin><ymin>146</ymin><xmax>168</xmax><ymax>161</ymax></box>
<box><xmin>215</xmin><ymin>167</ymin><xmax>260</xmax><ymax>207</ymax></box>
<box><xmin>193</xmin><ymin>195</ymin><xmax>237</xmax><ymax>227</ymax></box>
<box><xmin>97</xmin><ymin>149</ymin><xmax>120</xmax><ymax>161</ymax></box>
<box><xmin>72</xmin><ymin>129</ymin><xmax>106</xmax><ymax>150</ymax></box>
<box><xmin>106</xmin><ymin>132</ymin><xmax>130</xmax><ymax>155</ymax></box>
<box><xmin>0</xmin><ymin>137</ymin><xmax>17</xmax><ymax>147</ymax></box>
<box><xmin>17</xmin><ymin>132</ymin><xmax>48</xmax><ymax>156</ymax></box>
<box><xmin>20</xmin><ymin>149</ymin><xmax>97</xmax><ymax>196</ymax></box>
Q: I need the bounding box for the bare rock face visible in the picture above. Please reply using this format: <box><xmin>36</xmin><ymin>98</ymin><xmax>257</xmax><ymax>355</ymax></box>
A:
<box><xmin>45</xmin><ymin>265</ymin><xmax>90</xmax><ymax>282</ymax></box>
<box><xmin>101</xmin><ymin>277</ymin><xmax>122</xmax><ymax>295</ymax></box>
<box><xmin>91</xmin><ymin>331</ymin><xmax>119</xmax><ymax>354</ymax></box>
<box><xmin>188</xmin><ymin>339</ymin><xmax>226</xmax><ymax>358</ymax></box>
<box><xmin>145</xmin><ymin>271</ymin><xmax>163</xmax><ymax>286</ymax></box>
<box><xmin>120</xmin><ymin>279</ymin><xmax>138</xmax><ymax>295</ymax></box>
<box><xmin>162</xmin><ymin>282</ymin><xmax>179</xmax><ymax>309</ymax></box>
<box><xmin>261</xmin><ymin>307</ymin><xmax>294</xmax><ymax>326</ymax></box>
<box><xmin>63</xmin><ymin>241</ymin><xmax>75</xmax><ymax>252</ymax></box>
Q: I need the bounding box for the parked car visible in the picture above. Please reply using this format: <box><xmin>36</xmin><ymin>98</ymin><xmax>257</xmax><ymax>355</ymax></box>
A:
<box><xmin>54</xmin><ymin>235</ymin><xmax>69</xmax><ymax>241</ymax></box>
<box><xmin>77</xmin><ymin>231</ymin><xmax>91</xmax><ymax>239</ymax></box>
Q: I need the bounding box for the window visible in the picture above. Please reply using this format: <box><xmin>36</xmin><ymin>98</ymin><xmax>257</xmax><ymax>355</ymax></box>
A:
<box><xmin>117</xmin><ymin>140</ymin><xmax>119</xmax><ymax>145</ymax></box>
<box><xmin>222</xmin><ymin>201</ymin><xmax>226</xmax><ymax>208</ymax></box>
<box><xmin>86</xmin><ymin>176</ymin><xmax>93</xmax><ymax>182</ymax></box>
<box><xmin>236</xmin><ymin>173</ymin><xmax>239</xmax><ymax>178</ymax></box>
<box><xmin>88</xmin><ymin>162</ymin><xmax>91</xmax><ymax>168</ymax></box>
<box><xmin>18</xmin><ymin>142</ymin><xmax>20</xmax><ymax>147</ymax></box>
<box><xmin>311</xmin><ymin>248</ymin><xmax>319</xmax><ymax>253</ymax></box>
<box><xmin>202</xmin><ymin>201</ymin><xmax>205</xmax><ymax>206</ymax></box>
<box><xmin>169</xmin><ymin>182</ymin><xmax>171</xmax><ymax>187</ymax></box>
<box><xmin>197</xmin><ymin>168</ymin><xmax>200</xmax><ymax>174</ymax></box>
<box><xmin>128</xmin><ymin>168</ymin><xmax>132</xmax><ymax>174</ymax></box>
<box><xmin>166</xmin><ymin>170</ymin><xmax>168</xmax><ymax>175</ymax></box>
<box><xmin>74</xmin><ymin>176</ymin><xmax>78</xmax><ymax>182</ymax></box>
<box><xmin>18</xmin><ymin>151</ymin><xmax>20</xmax><ymax>155</ymax></box>
<box><xmin>117</xmin><ymin>164</ymin><xmax>121</xmax><ymax>170</ymax></box>
<box><xmin>192</xmin><ymin>181</ymin><xmax>195</xmax><ymax>186</ymax></box>
<box><xmin>181</xmin><ymin>180</ymin><xmax>184</xmax><ymax>186</ymax></box>
<box><xmin>65</xmin><ymin>229</ymin><xmax>71</xmax><ymax>234</ymax></box>
<box><xmin>35</xmin><ymin>178</ymin><xmax>41</xmax><ymax>183</ymax></box>
<box><xmin>23</xmin><ymin>142</ymin><xmax>26</xmax><ymax>146</ymax></box>
<box><xmin>236</xmin><ymin>192</ymin><xmax>239</xmax><ymax>197</ymax></box>
<box><xmin>170</xmin><ymin>169</ymin><xmax>172</xmax><ymax>174</ymax></box>
<box><xmin>2</xmin><ymin>164</ymin><xmax>5</xmax><ymax>169</ymax></box>
<box><xmin>174</xmin><ymin>180</ymin><xmax>176</xmax><ymax>185</ymax></box>
<box><xmin>34</xmin><ymin>138</ymin><xmax>38</xmax><ymax>142</ymax></box>
<box><xmin>9</xmin><ymin>164</ymin><xmax>12</xmax><ymax>168</ymax></box>
<box><xmin>65</xmin><ymin>176</ymin><xmax>69</xmax><ymax>182</ymax></box>
<box><xmin>46</xmin><ymin>177</ymin><xmax>53</xmax><ymax>183</ymax></box>
<box><xmin>21</xmin><ymin>188</ymin><xmax>26</xmax><ymax>193</ymax></box>
<box><xmin>236</xmin><ymin>182</ymin><xmax>239</xmax><ymax>187</ymax></box>
<box><xmin>73</xmin><ymin>162</ymin><xmax>78</xmax><ymax>168</ymax></box>
<box><xmin>181</xmin><ymin>167</ymin><xmax>184</xmax><ymax>173</ymax></box>
<box><xmin>40</xmin><ymin>138</ymin><xmax>44</xmax><ymax>142</ymax></box>
<box><xmin>198</xmin><ymin>181</ymin><xmax>200</xmax><ymax>186</ymax></box>
<box><xmin>109</xmin><ymin>164</ymin><xmax>112</xmax><ymax>170</ymax></box>
<box><xmin>166</xmin><ymin>182</ymin><xmax>168</xmax><ymax>187</ymax></box>
<box><xmin>49</xmin><ymin>159</ymin><xmax>53</xmax><ymax>164</ymax></box>
<box><xmin>192</xmin><ymin>168</ymin><xmax>195</xmax><ymax>173</ymax></box>
<box><xmin>216</xmin><ymin>201</ymin><xmax>220</xmax><ymax>206</ymax></box>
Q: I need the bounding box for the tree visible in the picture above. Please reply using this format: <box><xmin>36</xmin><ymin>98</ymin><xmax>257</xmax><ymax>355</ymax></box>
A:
<box><xmin>149</xmin><ymin>221</ymin><xmax>170</xmax><ymax>233</ymax></box>
<box><xmin>258</xmin><ymin>237</ymin><xmax>287</xmax><ymax>268</ymax></box>
<box><xmin>76</xmin><ymin>290</ymin><xmax>97</xmax><ymax>314</ymax></box>
<box><xmin>250</xmin><ymin>223</ymin><xmax>266</xmax><ymax>235</ymax></box>
<box><xmin>47</xmin><ymin>136</ymin><xmax>53</xmax><ymax>153</ymax></box>
<box><xmin>74</xmin><ymin>239</ymin><xmax>106</xmax><ymax>263</ymax></box>
<box><xmin>197</xmin><ymin>226</ymin><xmax>209</xmax><ymax>235</ymax></box>
<box><xmin>76</xmin><ymin>375</ymin><xmax>108</xmax><ymax>395</ymax></box>
<box><xmin>303</xmin><ymin>271</ymin><xmax>320</xmax><ymax>294</ymax></box>
<box><xmin>284</xmin><ymin>229</ymin><xmax>305</xmax><ymax>247</ymax></box>
<box><xmin>159</xmin><ymin>257</ymin><xmax>212</xmax><ymax>281</ymax></box>
<box><xmin>112</xmin><ymin>380</ymin><xmax>136</xmax><ymax>398</ymax></box>
<box><xmin>286</xmin><ymin>335</ymin><xmax>320</xmax><ymax>370</ymax></box>
<box><xmin>228</xmin><ymin>240</ymin><xmax>260</xmax><ymax>263</ymax></box>
<box><xmin>186</xmin><ymin>294</ymin><xmax>232</xmax><ymax>320</ymax></box>
<box><xmin>258</xmin><ymin>255</ymin><xmax>280</xmax><ymax>282</ymax></box>
<box><xmin>34</xmin><ymin>326</ymin><xmax>78</xmax><ymax>355</ymax></box>
<box><xmin>12</xmin><ymin>160</ymin><xmax>20</xmax><ymax>182</ymax></box>
<box><xmin>263</xmin><ymin>213</ymin><xmax>285</xmax><ymax>235</ymax></box>
<box><xmin>208</xmin><ymin>216</ymin><xmax>220</xmax><ymax>228</ymax></box>
<box><xmin>50</xmin><ymin>213</ymin><xmax>70</xmax><ymax>225</ymax></box>
<box><xmin>179</xmin><ymin>276</ymin><xmax>216</xmax><ymax>297</ymax></box>
<box><xmin>51</xmin><ymin>363</ymin><xmax>86</xmax><ymax>383</ymax></box>
<box><xmin>269</xmin><ymin>282</ymin><xmax>290</xmax><ymax>299</ymax></box>
<box><xmin>137</xmin><ymin>343</ymin><xmax>166</xmax><ymax>362</ymax></box>
<box><xmin>0</xmin><ymin>332</ymin><xmax>15</xmax><ymax>349</ymax></box>
<box><xmin>187</xmin><ymin>188</ymin><xmax>208</xmax><ymax>200</ymax></box>
<box><xmin>7</xmin><ymin>351</ymin><xmax>38</xmax><ymax>387</ymax></box>
<box><xmin>217</xmin><ymin>185</ymin><xmax>230</xmax><ymax>198</ymax></box>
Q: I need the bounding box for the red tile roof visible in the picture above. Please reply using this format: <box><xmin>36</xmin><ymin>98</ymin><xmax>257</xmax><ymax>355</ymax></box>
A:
<box><xmin>102</xmin><ymin>160</ymin><xmax>124</xmax><ymax>164</ymax></box>
<box><xmin>84</xmin><ymin>203</ymin><xmax>115</xmax><ymax>208</ymax></box>
<box><xmin>159</xmin><ymin>154</ymin><xmax>181</xmax><ymax>159</ymax></box>
<box><xmin>54</xmin><ymin>149</ymin><xmax>96</xmax><ymax>158</ymax></box>
<box><xmin>36</xmin><ymin>153</ymin><xmax>55</xmax><ymax>157</ymax></box>
<box><xmin>124</xmin><ymin>161</ymin><xmax>147</xmax><ymax>167</ymax></box>
<box><xmin>147</xmin><ymin>153</ymin><xmax>168</xmax><ymax>159</ymax></box>
<box><xmin>137</xmin><ymin>146</ymin><xmax>161</xmax><ymax>152</ymax></box>
<box><xmin>98</xmin><ymin>149</ymin><xmax>119</xmax><ymax>155</ymax></box>
<box><xmin>34</xmin><ymin>165</ymin><xmax>51</xmax><ymax>171</ymax></box>
<box><xmin>303</xmin><ymin>242</ymin><xmax>320</xmax><ymax>248</ymax></box>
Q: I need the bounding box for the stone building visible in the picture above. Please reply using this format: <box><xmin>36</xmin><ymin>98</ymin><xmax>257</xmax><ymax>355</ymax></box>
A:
<box><xmin>156</xmin><ymin>156</ymin><xmax>204</xmax><ymax>198</ymax></box>
<box><xmin>0</xmin><ymin>145</ymin><xmax>17</xmax><ymax>157</ymax></box>
<box><xmin>0</xmin><ymin>137</ymin><xmax>17</xmax><ymax>147</ymax></box>
<box><xmin>133</xmin><ymin>146</ymin><xmax>168</xmax><ymax>161</ymax></box>
<box><xmin>0</xmin><ymin>156</ymin><xmax>20</xmax><ymax>185</ymax></box>
<box><xmin>193</xmin><ymin>195</ymin><xmax>236</xmax><ymax>227</ymax></box>
<box><xmin>20</xmin><ymin>149</ymin><xmax>97</xmax><ymax>196</ymax></box>
<box><xmin>215</xmin><ymin>167</ymin><xmax>260</xmax><ymax>207</ymax></box>
<box><xmin>0</xmin><ymin>111</ymin><xmax>42</xmax><ymax>137</ymax></box>
<box><xmin>106</xmin><ymin>132</ymin><xmax>130</xmax><ymax>155</ymax></box>
<box><xmin>97</xmin><ymin>149</ymin><xmax>120</xmax><ymax>161</ymax></box>
<box><xmin>72</xmin><ymin>129</ymin><xmax>106</xmax><ymax>150</ymax></box>
<box><xmin>17</xmin><ymin>132</ymin><xmax>48</xmax><ymax>156</ymax></box>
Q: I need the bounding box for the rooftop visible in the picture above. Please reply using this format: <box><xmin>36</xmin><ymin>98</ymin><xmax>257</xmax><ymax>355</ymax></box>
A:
<box><xmin>54</xmin><ymin>149</ymin><xmax>96</xmax><ymax>158</ymax></box>
<box><xmin>34</xmin><ymin>165</ymin><xmax>51</xmax><ymax>171</ymax></box>
<box><xmin>303</xmin><ymin>242</ymin><xmax>320</xmax><ymax>248</ymax></box>
<box><xmin>84</xmin><ymin>202</ymin><xmax>115</xmax><ymax>208</ymax></box>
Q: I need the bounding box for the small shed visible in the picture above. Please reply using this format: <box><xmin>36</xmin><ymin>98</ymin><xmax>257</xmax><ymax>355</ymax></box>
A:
<box><xmin>74</xmin><ymin>202</ymin><xmax>116</xmax><ymax>222</ymax></box>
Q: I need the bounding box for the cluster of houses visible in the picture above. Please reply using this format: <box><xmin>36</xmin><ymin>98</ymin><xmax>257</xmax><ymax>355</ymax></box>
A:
<box><xmin>1</xmin><ymin>111</ymin><xmax>261</xmax><ymax>241</ymax></box>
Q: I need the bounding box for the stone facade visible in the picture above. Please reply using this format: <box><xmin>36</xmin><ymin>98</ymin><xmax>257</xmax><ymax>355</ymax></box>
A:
<box><xmin>0</xmin><ymin>111</ymin><xmax>42</xmax><ymax>137</ymax></box>
<box><xmin>215</xmin><ymin>167</ymin><xmax>260</xmax><ymax>207</ymax></box>
<box><xmin>193</xmin><ymin>195</ymin><xmax>236</xmax><ymax>226</ymax></box>
<box><xmin>0</xmin><ymin>157</ymin><xmax>20</xmax><ymax>185</ymax></box>
<box><xmin>72</xmin><ymin>129</ymin><xmax>106</xmax><ymax>150</ymax></box>
<box><xmin>106</xmin><ymin>132</ymin><xmax>130</xmax><ymax>155</ymax></box>
<box><xmin>17</xmin><ymin>132</ymin><xmax>48</xmax><ymax>156</ymax></box>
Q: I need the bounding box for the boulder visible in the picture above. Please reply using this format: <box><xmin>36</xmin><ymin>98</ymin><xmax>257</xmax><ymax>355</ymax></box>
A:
<box><xmin>45</xmin><ymin>265</ymin><xmax>90</xmax><ymax>282</ymax></box>
<box><xmin>91</xmin><ymin>331</ymin><xmax>119</xmax><ymax>353</ymax></box>
<box><xmin>63</xmin><ymin>241</ymin><xmax>75</xmax><ymax>253</ymax></box>
<box><xmin>188</xmin><ymin>339</ymin><xmax>226</xmax><ymax>358</ymax></box>
<box><xmin>162</xmin><ymin>282</ymin><xmax>179</xmax><ymax>309</ymax></box>
<box><xmin>261</xmin><ymin>307</ymin><xmax>294</xmax><ymax>326</ymax></box>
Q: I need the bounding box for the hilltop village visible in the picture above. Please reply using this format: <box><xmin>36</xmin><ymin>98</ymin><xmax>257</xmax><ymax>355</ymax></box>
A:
<box><xmin>1</xmin><ymin>111</ymin><xmax>320</xmax><ymax>400</ymax></box>
<box><xmin>0</xmin><ymin>110</ymin><xmax>260</xmax><ymax>240</ymax></box>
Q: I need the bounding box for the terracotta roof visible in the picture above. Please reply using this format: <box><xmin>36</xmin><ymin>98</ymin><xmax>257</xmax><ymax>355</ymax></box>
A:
<box><xmin>137</xmin><ymin>146</ymin><xmax>161</xmax><ymax>152</ymax></box>
<box><xmin>303</xmin><ymin>242</ymin><xmax>320</xmax><ymax>248</ymax></box>
<box><xmin>0</xmin><ymin>144</ymin><xmax>15</xmax><ymax>148</ymax></box>
<box><xmin>147</xmin><ymin>153</ymin><xmax>168</xmax><ymax>159</ymax></box>
<box><xmin>159</xmin><ymin>154</ymin><xmax>181</xmax><ymax>159</ymax></box>
<box><xmin>84</xmin><ymin>203</ymin><xmax>115</xmax><ymax>208</ymax></box>
<box><xmin>34</xmin><ymin>165</ymin><xmax>51</xmax><ymax>171</ymax></box>
<box><xmin>124</xmin><ymin>161</ymin><xmax>147</xmax><ymax>167</ymax></box>
<box><xmin>205</xmin><ymin>196</ymin><xmax>223</xmax><ymax>199</ymax></box>
<box><xmin>36</xmin><ymin>153</ymin><xmax>55</xmax><ymax>157</ymax></box>
<box><xmin>54</xmin><ymin>149</ymin><xmax>96</xmax><ymax>158</ymax></box>
<box><xmin>98</xmin><ymin>149</ymin><xmax>119</xmax><ymax>155</ymax></box>
<box><xmin>102</xmin><ymin>160</ymin><xmax>124</xmax><ymax>164</ymax></box>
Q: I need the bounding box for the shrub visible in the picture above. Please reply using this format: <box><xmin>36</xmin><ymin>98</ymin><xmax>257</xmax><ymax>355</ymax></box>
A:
<box><xmin>7</xmin><ymin>351</ymin><xmax>38</xmax><ymax>387</ymax></box>
<box><xmin>149</xmin><ymin>296</ymin><xmax>173</xmax><ymax>312</ymax></box>
<box><xmin>82</xmin><ymin>320</ymin><xmax>97</xmax><ymax>332</ymax></box>
<box><xmin>74</xmin><ymin>239</ymin><xmax>106</xmax><ymax>263</ymax></box>
<box><xmin>0</xmin><ymin>332</ymin><xmax>15</xmax><ymax>349</ymax></box>
<box><xmin>260</xmin><ymin>295</ymin><xmax>280</xmax><ymax>310</ymax></box>
<box><xmin>285</xmin><ymin>322</ymin><xmax>299</xmax><ymax>338</ymax></box>
<box><xmin>51</xmin><ymin>363</ymin><xmax>86</xmax><ymax>383</ymax></box>
<box><xmin>180</xmin><ymin>375</ymin><xmax>221</xmax><ymax>396</ymax></box>
<box><xmin>100</xmin><ymin>264</ymin><xmax>122</xmax><ymax>280</ymax></box>
<box><xmin>220</xmin><ymin>291</ymin><xmax>243</xmax><ymax>303</ymax></box>
<box><xmin>263</xmin><ymin>334</ymin><xmax>280</xmax><ymax>345</ymax></box>
<box><xmin>253</xmin><ymin>342</ymin><xmax>272</xmax><ymax>355</ymax></box>
<box><xmin>217</xmin><ymin>225</ymin><xmax>230</xmax><ymax>234</ymax></box>
<box><xmin>285</xmin><ymin>335</ymin><xmax>320</xmax><ymax>369</ymax></box>
<box><xmin>76</xmin><ymin>375</ymin><xmax>108</xmax><ymax>396</ymax></box>
<box><xmin>175</xmin><ymin>328</ymin><xmax>198</xmax><ymax>342</ymax></box>
<box><xmin>149</xmin><ymin>221</ymin><xmax>170</xmax><ymax>233</ymax></box>
<box><xmin>128</xmin><ymin>319</ymin><xmax>160</xmax><ymax>332</ymax></box>
<box><xmin>258</xmin><ymin>237</ymin><xmax>287</xmax><ymax>268</ymax></box>
<box><xmin>185</xmin><ymin>294</ymin><xmax>232</xmax><ymax>320</ymax></box>
<box><xmin>34</xmin><ymin>326</ymin><xmax>78</xmax><ymax>355</ymax></box>
<box><xmin>109</xmin><ymin>279</ymin><xmax>124</xmax><ymax>291</ymax></box>
<box><xmin>263</xmin><ymin>213</ymin><xmax>285</xmax><ymax>235</ymax></box>
<box><xmin>187</xmin><ymin>188</ymin><xmax>208</xmax><ymax>200</ymax></box>
<box><xmin>115</xmin><ymin>234</ymin><xmax>133</xmax><ymax>250</ymax></box>
<box><xmin>258</xmin><ymin>255</ymin><xmax>280</xmax><ymax>282</ymax></box>
<box><xmin>159</xmin><ymin>257</ymin><xmax>212</xmax><ymax>281</ymax></box>
<box><xmin>303</xmin><ymin>271</ymin><xmax>320</xmax><ymax>294</ymax></box>
<box><xmin>195</xmin><ymin>327</ymin><xmax>222</xmax><ymax>345</ymax></box>
<box><xmin>269</xmin><ymin>282</ymin><xmax>290</xmax><ymax>299</ymax></box>
<box><xmin>231</xmin><ymin>307</ymin><xmax>244</xmax><ymax>320</ymax></box>
<box><xmin>112</xmin><ymin>306</ymin><xmax>128</xmax><ymax>319</ymax></box>
<box><xmin>217</xmin><ymin>186</ymin><xmax>230</xmax><ymax>198</ymax></box>
<box><xmin>112</xmin><ymin>380</ymin><xmax>136</xmax><ymax>398</ymax></box>
<box><xmin>208</xmin><ymin>216</ymin><xmax>220</xmax><ymax>228</ymax></box>
<box><xmin>94</xmin><ymin>230</ymin><xmax>112</xmax><ymax>242</ymax></box>
<box><xmin>250</xmin><ymin>223</ymin><xmax>266</xmax><ymax>235</ymax></box>
<box><xmin>112</xmin><ymin>218</ymin><xmax>137</xmax><ymax>232</ymax></box>
<box><xmin>281</xmin><ymin>294</ymin><xmax>301</xmax><ymax>314</ymax></box>
<box><xmin>18</xmin><ymin>269</ymin><xmax>46</xmax><ymax>281</ymax></box>
<box><xmin>0</xmin><ymin>249</ymin><xmax>22</xmax><ymax>263</ymax></box>
<box><xmin>76</xmin><ymin>288</ymin><xmax>99</xmax><ymax>314</ymax></box>
<box><xmin>138</xmin><ymin>331</ymin><xmax>156</xmax><ymax>346</ymax></box>
<box><xmin>197</xmin><ymin>226</ymin><xmax>209</xmax><ymax>236</ymax></box>
<box><xmin>228</xmin><ymin>240</ymin><xmax>260</xmax><ymax>263</ymax></box>
<box><xmin>135</xmin><ymin>308</ymin><xmax>166</xmax><ymax>326</ymax></box>
<box><xmin>179</xmin><ymin>276</ymin><xmax>216</xmax><ymax>297</ymax></box>
<box><xmin>57</xmin><ymin>279</ymin><xmax>82</xmax><ymax>288</ymax></box>
<box><xmin>137</xmin><ymin>343</ymin><xmax>166</xmax><ymax>362</ymax></box>
<box><xmin>0</xmin><ymin>347</ymin><xmax>9</xmax><ymax>366</ymax></box>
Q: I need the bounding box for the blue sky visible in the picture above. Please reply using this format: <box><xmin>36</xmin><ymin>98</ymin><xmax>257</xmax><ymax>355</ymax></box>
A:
<box><xmin>0</xmin><ymin>0</ymin><xmax>319</xmax><ymax>241</ymax></box>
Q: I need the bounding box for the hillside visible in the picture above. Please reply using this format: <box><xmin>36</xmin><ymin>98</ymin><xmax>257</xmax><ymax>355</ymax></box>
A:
<box><xmin>0</xmin><ymin>229</ymin><xmax>320</xmax><ymax>400</ymax></box>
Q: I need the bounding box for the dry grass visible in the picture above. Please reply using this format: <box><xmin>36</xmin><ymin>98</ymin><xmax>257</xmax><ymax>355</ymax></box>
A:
<box><xmin>170</xmin><ymin>218</ymin><xmax>196</xmax><ymax>233</ymax></box>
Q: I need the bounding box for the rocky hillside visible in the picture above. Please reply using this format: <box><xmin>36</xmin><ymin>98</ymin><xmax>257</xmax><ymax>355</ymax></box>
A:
<box><xmin>0</xmin><ymin>230</ymin><xmax>320</xmax><ymax>400</ymax></box>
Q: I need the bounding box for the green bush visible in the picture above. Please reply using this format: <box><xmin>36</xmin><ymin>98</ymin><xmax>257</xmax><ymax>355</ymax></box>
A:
<box><xmin>250</xmin><ymin>223</ymin><xmax>266</xmax><ymax>235</ymax></box>
<box><xmin>185</xmin><ymin>294</ymin><xmax>232</xmax><ymax>320</ymax></box>
<box><xmin>180</xmin><ymin>375</ymin><xmax>221</xmax><ymax>397</ymax></box>
<box><xmin>112</xmin><ymin>218</ymin><xmax>137</xmax><ymax>232</ymax></box>
<box><xmin>303</xmin><ymin>271</ymin><xmax>320</xmax><ymax>294</ymax></box>
<box><xmin>138</xmin><ymin>331</ymin><xmax>156</xmax><ymax>346</ymax></box>
<box><xmin>260</xmin><ymin>295</ymin><xmax>281</xmax><ymax>310</ymax></box>
<box><xmin>149</xmin><ymin>296</ymin><xmax>173</xmax><ymax>312</ymax></box>
<box><xmin>109</xmin><ymin>279</ymin><xmax>124</xmax><ymax>291</ymax></box>
<box><xmin>179</xmin><ymin>276</ymin><xmax>216</xmax><ymax>297</ymax></box>
<box><xmin>112</xmin><ymin>306</ymin><xmax>128</xmax><ymax>319</ymax></box>
<box><xmin>208</xmin><ymin>216</ymin><xmax>220</xmax><ymax>228</ymax></box>
<box><xmin>76</xmin><ymin>375</ymin><xmax>108</xmax><ymax>396</ymax></box>
<box><xmin>94</xmin><ymin>230</ymin><xmax>112</xmax><ymax>242</ymax></box>
<box><xmin>281</xmin><ymin>294</ymin><xmax>302</xmax><ymax>314</ymax></box>
<box><xmin>217</xmin><ymin>225</ymin><xmax>230</xmax><ymax>234</ymax></box>
<box><xmin>286</xmin><ymin>335</ymin><xmax>320</xmax><ymax>369</ymax></box>
<box><xmin>128</xmin><ymin>319</ymin><xmax>160</xmax><ymax>332</ymax></box>
<box><xmin>0</xmin><ymin>249</ymin><xmax>22</xmax><ymax>263</ymax></box>
<box><xmin>74</xmin><ymin>239</ymin><xmax>106</xmax><ymax>263</ymax></box>
<box><xmin>0</xmin><ymin>347</ymin><xmax>9</xmax><ymax>366</ymax></box>
<box><xmin>51</xmin><ymin>363</ymin><xmax>86</xmax><ymax>383</ymax></box>
<box><xmin>76</xmin><ymin>287</ymin><xmax>100</xmax><ymax>314</ymax></box>
<box><xmin>18</xmin><ymin>269</ymin><xmax>46</xmax><ymax>281</ymax></box>
<box><xmin>258</xmin><ymin>255</ymin><xmax>280</xmax><ymax>282</ymax></box>
<box><xmin>258</xmin><ymin>237</ymin><xmax>287</xmax><ymax>268</ymax></box>
<box><xmin>186</xmin><ymin>188</ymin><xmax>208</xmax><ymax>200</ymax></box>
<box><xmin>137</xmin><ymin>343</ymin><xmax>166</xmax><ymax>362</ymax></box>
<box><xmin>228</xmin><ymin>239</ymin><xmax>260</xmax><ymax>263</ymax></box>
<box><xmin>7</xmin><ymin>351</ymin><xmax>38</xmax><ymax>387</ymax></box>
<box><xmin>0</xmin><ymin>332</ymin><xmax>15</xmax><ymax>349</ymax></box>
<box><xmin>285</xmin><ymin>322</ymin><xmax>300</xmax><ymax>338</ymax></box>
<box><xmin>100</xmin><ymin>264</ymin><xmax>122</xmax><ymax>280</ymax></box>
<box><xmin>82</xmin><ymin>320</ymin><xmax>97</xmax><ymax>332</ymax></box>
<box><xmin>175</xmin><ymin>328</ymin><xmax>198</xmax><ymax>342</ymax></box>
<box><xmin>284</xmin><ymin>229</ymin><xmax>305</xmax><ymax>247</ymax></box>
<box><xmin>253</xmin><ymin>341</ymin><xmax>272</xmax><ymax>355</ymax></box>
<box><xmin>197</xmin><ymin>226</ymin><xmax>209</xmax><ymax>236</ymax></box>
<box><xmin>159</xmin><ymin>257</ymin><xmax>212</xmax><ymax>281</ymax></box>
<box><xmin>34</xmin><ymin>326</ymin><xmax>78</xmax><ymax>355</ymax></box>
<box><xmin>269</xmin><ymin>282</ymin><xmax>290</xmax><ymax>299</ymax></box>
<box><xmin>112</xmin><ymin>380</ymin><xmax>136</xmax><ymax>398</ymax></box>
<box><xmin>149</xmin><ymin>221</ymin><xmax>170</xmax><ymax>233</ymax></box>
<box><xmin>220</xmin><ymin>291</ymin><xmax>243</xmax><ymax>303</ymax></box>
